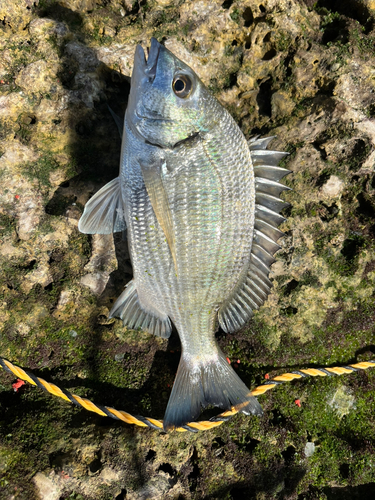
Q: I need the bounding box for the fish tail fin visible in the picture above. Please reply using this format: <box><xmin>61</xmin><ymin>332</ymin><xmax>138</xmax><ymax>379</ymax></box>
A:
<box><xmin>163</xmin><ymin>347</ymin><xmax>262</xmax><ymax>431</ymax></box>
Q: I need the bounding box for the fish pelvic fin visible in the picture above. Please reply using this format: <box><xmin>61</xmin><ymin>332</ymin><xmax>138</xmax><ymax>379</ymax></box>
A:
<box><xmin>78</xmin><ymin>177</ymin><xmax>126</xmax><ymax>234</ymax></box>
<box><xmin>109</xmin><ymin>279</ymin><xmax>172</xmax><ymax>339</ymax></box>
<box><xmin>163</xmin><ymin>347</ymin><xmax>262</xmax><ymax>431</ymax></box>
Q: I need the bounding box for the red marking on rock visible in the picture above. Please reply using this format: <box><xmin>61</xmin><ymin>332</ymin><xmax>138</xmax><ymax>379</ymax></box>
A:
<box><xmin>12</xmin><ymin>379</ymin><xmax>25</xmax><ymax>392</ymax></box>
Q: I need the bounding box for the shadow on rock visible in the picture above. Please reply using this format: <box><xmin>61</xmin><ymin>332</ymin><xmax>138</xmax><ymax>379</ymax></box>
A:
<box><xmin>200</xmin><ymin>465</ymin><xmax>306</xmax><ymax>499</ymax></box>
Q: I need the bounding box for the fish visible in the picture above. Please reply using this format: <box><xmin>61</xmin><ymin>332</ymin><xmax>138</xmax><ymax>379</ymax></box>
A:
<box><xmin>78</xmin><ymin>38</ymin><xmax>290</xmax><ymax>431</ymax></box>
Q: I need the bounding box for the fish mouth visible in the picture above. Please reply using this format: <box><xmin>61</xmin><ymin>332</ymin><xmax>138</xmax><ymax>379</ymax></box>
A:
<box><xmin>134</xmin><ymin>37</ymin><xmax>160</xmax><ymax>82</ymax></box>
<box><xmin>128</xmin><ymin>38</ymin><xmax>163</xmax><ymax>138</ymax></box>
<box><xmin>146</xmin><ymin>38</ymin><xmax>160</xmax><ymax>79</ymax></box>
<box><xmin>135</xmin><ymin>109</ymin><xmax>173</xmax><ymax>123</ymax></box>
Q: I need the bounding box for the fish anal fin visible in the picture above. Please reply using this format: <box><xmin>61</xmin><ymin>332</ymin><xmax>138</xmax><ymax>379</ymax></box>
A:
<box><xmin>78</xmin><ymin>177</ymin><xmax>126</xmax><ymax>234</ymax></box>
<box><xmin>163</xmin><ymin>347</ymin><xmax>262</xmax><ymax>431</ymax></box>
<box><xmin>109</xmin><ymin>280</ymin><xmax>171</xmax><ymax>338</ymax></box>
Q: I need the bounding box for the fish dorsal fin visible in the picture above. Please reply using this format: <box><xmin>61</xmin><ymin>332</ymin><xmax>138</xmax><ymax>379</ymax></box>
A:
<box><xmin>109</xmin><ymin>279</ymin><xmax>172</xmax><ymax>338</ymax></box>
<box><xmin>218</xmin><ymin>139</ymin><xmax>290</xmax><ymax>333</ymax></box>
<box><xmin>78</xmin><ymin>177</ymin><xmax>126</xmax><ymax>234</ymax></box>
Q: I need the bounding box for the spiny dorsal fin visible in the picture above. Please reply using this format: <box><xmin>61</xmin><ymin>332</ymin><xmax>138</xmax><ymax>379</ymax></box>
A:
<box><xmin>218</xmin><ymin>138</ymin><xmax>290</xmax><ymax>333</ymax></box>
<box><xmin>251</xmin><ymin>149</ymin><xmax>288</xmax><ymax>166</ymax></box>
<box><xmin>248</xmin><ymin>136</ymin><xmax>276</xmax><ymax>150</ymax></box>
<box><xmin>254</xmin><ymin>165</ymin><xmax>290</xmax><ymax>181</ymax></box>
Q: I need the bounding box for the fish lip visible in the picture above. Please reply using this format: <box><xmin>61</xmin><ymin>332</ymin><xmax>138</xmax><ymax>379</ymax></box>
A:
<box><xmin>134</xmin><ymin>44</ymin><xmax>147</xmax><ymax>71</ymax></box>
<box><xmin>132</xmin><ymin>38</ymin><xmax>160</xmax><ymax>87</ymax></box>
<box><xmin>145</xmin><ymin>37</ymin><xmax>160</xmax><ymax>79</ymax></box>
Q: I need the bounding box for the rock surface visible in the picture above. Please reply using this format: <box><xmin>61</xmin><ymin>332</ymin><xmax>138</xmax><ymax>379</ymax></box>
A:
<box><xmin>1</xmin><ymin>0</ymin><xmax>375</xmax><ymax>499</ymax></box>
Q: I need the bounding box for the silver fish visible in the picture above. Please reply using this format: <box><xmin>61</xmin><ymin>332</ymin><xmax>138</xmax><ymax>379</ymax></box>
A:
<box><xmin>79</xmin><ymin>38</ymin><xmax>289</xmax><ymax>430</ymax></box>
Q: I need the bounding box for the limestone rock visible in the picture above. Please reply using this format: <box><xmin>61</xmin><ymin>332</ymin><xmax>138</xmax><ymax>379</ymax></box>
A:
<box><xmin>28</xmin><ymin>18</ymin><xmax>68</xmax><ymax>38</ymax></box>
<box><xmin>321</xmin><ymin>175</ymin><xmax>345</xmax><ymax>198</ymax></box>
<box><xmin>33</xmin><ymin>472</ymin><xmax>62</xmax><ymax>500</ymax></box>
<box><xmin>1</xmin><ymin>1</ymin><xmax>375</xmax><ymax>499</ymax></box>
<box><xmin>0</xmin><ymin>0</ymin><xmax>36</xmax><ymax>31</ymax></box>
<box><xmin>58</xmin><ymin>0</ymin><xmax>97</xmax><ymax>12</ymax></box>
<box><xmin>15</xmin><ymin>60</ymin><xmax>55</xmax><ymax>94</ymax></box>
<box><xmin>96</xmin><ymin>44</ymin><xmax>136</xmax><ymax>77</ymax></box>
<box><xmin>81</xmin><ymin>234</ymin><xmax>117</xmax><ymax>295</ymax></box>
<box><xmin>127</xmin><ymin>472</ymin><xmax>175</xmax><ymax>500</ymax></box>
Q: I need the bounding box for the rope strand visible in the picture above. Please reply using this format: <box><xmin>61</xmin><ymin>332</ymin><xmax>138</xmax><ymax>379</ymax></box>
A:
<box><xmin>1</xmin><ymin>357</ymin><xmax>374</xmax><ymax>433</ymax></box>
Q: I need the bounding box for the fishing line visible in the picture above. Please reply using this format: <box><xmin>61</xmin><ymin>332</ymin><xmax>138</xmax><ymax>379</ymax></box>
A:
<box><xmin>1</xmin><ymin>357</ymin><xmax>374</xmax><ymax>433</ymax></box>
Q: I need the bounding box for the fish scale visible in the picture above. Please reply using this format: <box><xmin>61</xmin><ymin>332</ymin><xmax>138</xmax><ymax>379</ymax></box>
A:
<box><xmin>173</xmin><ymin>145</ymin><xmax>243</xmax><ymax>305</ymax></box>
<box><xmin>78</xmin><ymin>38</ymin><xmax>289</xmax><ymax>430</ymax></box>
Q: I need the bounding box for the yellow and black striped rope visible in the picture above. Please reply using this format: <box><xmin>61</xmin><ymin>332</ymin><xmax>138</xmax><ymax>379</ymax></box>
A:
<box><xmin>1</xmin><ymin>357</ymin><xmax>375</xmax><ymax>433</ymax></box>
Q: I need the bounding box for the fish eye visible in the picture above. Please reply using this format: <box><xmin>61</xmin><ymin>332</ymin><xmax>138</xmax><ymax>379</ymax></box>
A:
<box><xmin>172</xmin><ymin>74</ymin><xmax>193</xmax><ymax>98</ymax></box>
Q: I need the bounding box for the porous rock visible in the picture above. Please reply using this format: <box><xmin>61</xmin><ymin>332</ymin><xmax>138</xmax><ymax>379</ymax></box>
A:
<box><xmin>1</xmin><ymin>0</ymin><xmax>375</xmax><ymax>499</ymax></box>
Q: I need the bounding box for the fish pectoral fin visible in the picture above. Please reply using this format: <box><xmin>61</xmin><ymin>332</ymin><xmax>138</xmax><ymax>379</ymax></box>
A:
<box><xmin>109</xmin><ymin>279</ymin><xmax>172</xmax><ymax>338</ymax></box>
<box><xmin>78</xmin><ymin>177</ymin><xmax>126</xmax><ymax>234</ymax></box>
<box><xmin>139</xmin><ymin>160</ymin><xmax>178</xmax><ymax>272</ymax></box>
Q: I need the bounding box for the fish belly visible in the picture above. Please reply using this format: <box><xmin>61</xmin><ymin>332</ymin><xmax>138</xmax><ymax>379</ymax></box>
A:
<box><xmin>121</xmin><ymin>123</ymin><xmax>179</xmax><ymax>322</ymax></box>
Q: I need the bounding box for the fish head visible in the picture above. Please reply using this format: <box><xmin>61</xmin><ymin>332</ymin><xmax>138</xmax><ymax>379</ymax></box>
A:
<box><xmin>127</xmin><ymin>38</ymin><xmax>210</xmax><ymax>148</ymax></box>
